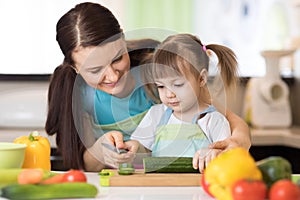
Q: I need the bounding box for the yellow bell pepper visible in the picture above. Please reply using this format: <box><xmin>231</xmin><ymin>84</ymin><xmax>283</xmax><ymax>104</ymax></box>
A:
<box><xmin>204</xmin><ymin>148</ymin><xmax>262</xmax><ymax>200</ymax></box>
<box><xmin>14</xmin><ymin>131</ymin><xmax>51</xmax><ymax>170</ymax></box>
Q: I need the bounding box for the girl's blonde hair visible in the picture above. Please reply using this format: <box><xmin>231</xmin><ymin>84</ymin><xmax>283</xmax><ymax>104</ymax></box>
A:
<box><xmin>146</xmin><ymin>34</ymin><xmax>238</xmax><ymax>90</ymax></box>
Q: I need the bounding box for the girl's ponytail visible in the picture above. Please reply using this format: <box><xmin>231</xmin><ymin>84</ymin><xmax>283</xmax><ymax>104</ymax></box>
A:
<box><xmin>206</xmin><ymin>44</ymin><xmax>239</xmax><ymax>89</ymax></box>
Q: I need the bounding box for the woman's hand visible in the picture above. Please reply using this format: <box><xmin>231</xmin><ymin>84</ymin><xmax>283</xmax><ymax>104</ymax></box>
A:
<box><xmin>84</xmin><ymin>131</ymin><xmax>136</xmax><ymax>171</ymax></box>
<box><xmin>193</xmin><ymin>148</ymin><xmax>222</xmax><ymax>173</ymax></box>
<box><xmin>209</xmin><ymin>135</ymin><xmax>250</xmax><ymax>151</ymax></box>
<box><xmin>124</xmin><ymin>139</ymin><xmax>140</xmax><ymax>154</ymax></box>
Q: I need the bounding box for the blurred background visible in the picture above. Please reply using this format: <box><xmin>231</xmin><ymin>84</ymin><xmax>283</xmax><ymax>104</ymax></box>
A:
<box><xmin>1</xmin><ymin>0</ymin><xmax>300</xmax><ymax>77</ymax></box>
<box><xmin>0</xmin><ymin>0</ymin><xmax>300</xmax><ymax>172</ymax></box>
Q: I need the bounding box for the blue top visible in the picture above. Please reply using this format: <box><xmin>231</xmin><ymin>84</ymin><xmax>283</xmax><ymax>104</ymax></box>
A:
<box><xmin>81</xmin><ymin>67</ymin><xmax>154</xmax><ymax>139</ymax></box>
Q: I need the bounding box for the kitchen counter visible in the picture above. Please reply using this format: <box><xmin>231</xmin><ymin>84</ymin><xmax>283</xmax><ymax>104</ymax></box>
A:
<box><xmin>1</xmin><ymin>173</ymin><xmax>299</xmax><ymax>200</ymax></box>
<box><xmin>250</xmin><ymin>126</ymin><xmax>300</xmax><ymax>148</ymax></box>
<box><xmin>64</xmin><ymin>172</ymin><xmax>214</xmax><ymax>200</ymax></box>
<box><xmin>95</xmin><ymin>175</ymin><xmax>300</xmax><ymax>200</ymax></box>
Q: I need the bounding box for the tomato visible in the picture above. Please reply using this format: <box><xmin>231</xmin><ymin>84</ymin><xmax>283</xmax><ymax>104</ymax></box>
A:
<box><xmin>62</xmin><ymin>170</ymin><xmax>87</xmax><ymax>183</ymax></box>
<box><xmin>269</xmin><ymin>179</ymin><xmax>300</xmax><ymax>200</ymax></box>
<box><xmin>232</xmin><ymin>179</ymin><xmax>267</xmax><ymax>200</ymax></box>
<box><xmin>201</xmin><ymin>173</ymin><xmax>214</xmax><ymax>197</ymax></box>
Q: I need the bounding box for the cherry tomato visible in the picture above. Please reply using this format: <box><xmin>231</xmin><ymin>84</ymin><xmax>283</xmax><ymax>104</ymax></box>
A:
<box><xmin>269</xmin><ymin>179</ymin><xmax>300</xmax><ymax>200</ymax></box>
<box><xmin>232</xmin><ymin>179</ymin><xmax>267</xmax><ymax>200</ymax></box>
<box><xmin>201</xmin><ymin>173</ymin><xmax>214</xmax><ymax>197</ymax></box>
<box><xmin>62</xmin><ymin>170</ymin><xmax>87</xmax><ymax>183</ymax></box>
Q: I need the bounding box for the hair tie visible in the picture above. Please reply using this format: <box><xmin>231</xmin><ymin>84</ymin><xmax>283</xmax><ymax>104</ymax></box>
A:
<box><xmin>202</xmin><ymin>45</ymin><xmax>207</xmax><ymax>52</ymax></box>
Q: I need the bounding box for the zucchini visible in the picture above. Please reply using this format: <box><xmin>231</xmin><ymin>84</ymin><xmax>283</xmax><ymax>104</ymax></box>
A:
<box><xmin>256</xmin><ymin>156</ymin><xmax>292</xmax><ymax>188</ymax></box>
<box><xmin>1</xmin><ymin>182</ymin><xmax>98</xmax><ymax>200</ymax></box>
<box><xmin>0</xmin><ymin>168</ymin><xmax>56</xmax><ymax>188</ymax></box>
<box><xmin>143</xmin><ymin>157</ymin><xmax>198</xmax><ymax>173</ymax></box>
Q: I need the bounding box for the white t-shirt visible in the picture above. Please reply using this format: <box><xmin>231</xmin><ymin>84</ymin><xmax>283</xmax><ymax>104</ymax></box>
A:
<box><xmin>131</xmin><ymin>104</ymin><xmax>231</xmax><ymax>151</ymax></box>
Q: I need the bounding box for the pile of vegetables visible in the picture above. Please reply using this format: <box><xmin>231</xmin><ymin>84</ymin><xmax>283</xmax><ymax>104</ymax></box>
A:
<box><xmin>202</xmin><ymin>148</ymin><xmax>300</xmax><ymax>200</ymax></box>
<box><xmin>0</xmin><ymin>168</ymin><xmax>98</xmax><ymax>200</ymax></box>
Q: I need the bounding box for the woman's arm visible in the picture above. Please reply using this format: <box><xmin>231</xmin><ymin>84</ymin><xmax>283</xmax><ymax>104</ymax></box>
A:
<box><xmin>211</xmin><ymin>103</ymin><xmax>251</xmax><ymax>150</ymax></box>
<box><xmin>83</xmin><ymin>148</ymin><xmax>106</xmax><ymax>172</ymax></box>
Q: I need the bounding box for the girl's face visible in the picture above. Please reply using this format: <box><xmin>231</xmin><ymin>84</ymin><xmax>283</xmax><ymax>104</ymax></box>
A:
<box><xmin>155</xmin><ymin>73</ymin><xmax>201</xmax><ymax>116</ymax></box>
<box><xmin>72</xmin><ymin>38</ymin><xmax>131</xmax><ymax>95</ymax></box>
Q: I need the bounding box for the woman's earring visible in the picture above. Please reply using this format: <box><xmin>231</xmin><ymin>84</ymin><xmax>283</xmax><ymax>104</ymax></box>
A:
<box><xmin>72</xmin><ymin>66</ymin><xmax>79</xmax><ymax>74</ymax></box>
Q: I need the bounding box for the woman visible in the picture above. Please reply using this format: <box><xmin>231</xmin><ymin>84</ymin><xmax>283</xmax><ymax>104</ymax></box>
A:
<box><xmin>46</xmin><ymin>2</ymin><xmax>250</xmax><ymax>172</ymax></box>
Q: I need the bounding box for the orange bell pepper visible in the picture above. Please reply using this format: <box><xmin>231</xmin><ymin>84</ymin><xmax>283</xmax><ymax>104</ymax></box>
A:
<box><xmin>14</xmin><ymin>131</ymin><xmax>51</xmax><ymax>170</ymax></box>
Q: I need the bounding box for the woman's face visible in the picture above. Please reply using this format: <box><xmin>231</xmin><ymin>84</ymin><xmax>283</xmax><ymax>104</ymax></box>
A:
<box><xmin>72</xmin><ymin>38</ymin><xmax>131</xmax><ymax>95</ymax></box>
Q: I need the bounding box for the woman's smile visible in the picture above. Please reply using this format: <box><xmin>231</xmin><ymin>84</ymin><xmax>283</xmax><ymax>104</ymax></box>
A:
<box><xmin>101</xmin><ymin>81</ymin><xmax>118</xmax><ymax>87</ymax></box>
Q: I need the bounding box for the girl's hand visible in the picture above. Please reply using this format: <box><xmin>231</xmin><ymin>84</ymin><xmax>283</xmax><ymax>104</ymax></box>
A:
<box><xmin>193</xmin><ymin>148</ymin><xmax>222</xmax><ymax>173</ymax></box>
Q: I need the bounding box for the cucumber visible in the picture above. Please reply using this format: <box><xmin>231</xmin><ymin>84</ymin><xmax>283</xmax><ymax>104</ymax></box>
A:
<box><xmin>1</xmin><ymin>182</ymin><xmax>98</xmax><ymax>200</ymax></box>
<box><xmin>118</xmin><ymin>163</ymin><xmax>135</xmax><ymax>175</ymax></box>
<box><xmin>143</xmin><ymin>157</ymin><xmax>198</xmax><ymax>173</ymax></box>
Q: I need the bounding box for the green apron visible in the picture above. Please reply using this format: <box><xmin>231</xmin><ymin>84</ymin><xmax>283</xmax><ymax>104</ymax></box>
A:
<box><xmin>152</xmin><ymin>106</ymin><xmax>216</xmax><ymax>157</ymax></box>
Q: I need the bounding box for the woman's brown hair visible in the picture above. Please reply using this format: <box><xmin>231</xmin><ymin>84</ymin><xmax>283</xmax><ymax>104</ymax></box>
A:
<box><xmin>45</xmin><ymin>2</ymin><xmax>122</xmax><ymax>169</ymax></box>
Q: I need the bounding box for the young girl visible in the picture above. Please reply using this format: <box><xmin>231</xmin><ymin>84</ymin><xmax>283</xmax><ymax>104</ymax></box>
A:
<box><xmin>131</xmin><ymin>33</ymin><xmax>239</xmax><ymax>172</ymax></box>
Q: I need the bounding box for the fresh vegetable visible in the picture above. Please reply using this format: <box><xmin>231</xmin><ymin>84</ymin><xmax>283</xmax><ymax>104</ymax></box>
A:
<box><xmin>40</xmin><ymin>173</ymin><xmax>64</xmax><ymax>184</ymax></box>
<box><xmin>62</xmin><ymin>170</ymin><xmax>87</xmax><ymax>182</ymax></box>
<box><xmin>0</xmin><ymin>168</ymin><xmax>56</xmax><ymax>188</ymax></box>
<box><xmin>256</xmin><ymin>156</ymin><xmax>292</xmax><ymax>188</ymax></box>
<box><xmin>231</xmin><ymin>179</ymin><xmax>267</xmax><ymax>200</ymax></box>
<box><xmin>1</xmin><ymin>182</ymin><xmax>98</xmax><ymax>200</ymax></box>
<box><xmin>18</xmin><ymin>168</ymin><xmax>44</xmax><ymax>184</ymax></box>
<box><xmin>143</xmin><ymin>157</ymin><xmax>198</xmax><ymax>173</ymax></box>
<box><xmin>269</xmin><ymin>179</ymin><xmax>300</xmax><ymax>200</ymax></box>
<box><xmin>14</xmin><ymin>131</ymin><xmax>51</xmax><ymax>170</ymax></box>
<box><xmin>201</xmin><ymin>173</ymin><xmax>213</xmax><ymax>197</ymax></box>
<box><xmin>204</xmin><ymin>148</ymin><xmax>262</xmax><ymax>200</ymax></box>
<box><xmin>118</xmin><ymin>163</ymin><xmax>135</xmax><ymax>175</ymax></box>
<box><xmin>40</xmin><ymin>170</ymin><xmax>86</xmax><ymax>184</ymax></box>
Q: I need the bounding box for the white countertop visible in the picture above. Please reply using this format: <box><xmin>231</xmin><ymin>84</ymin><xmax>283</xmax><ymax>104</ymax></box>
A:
<box><xmin>85</xmin><ymin>172</ymin><xmax>214</xmax><ymax>200</ymax></box>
